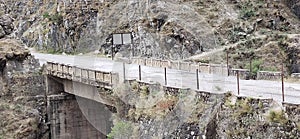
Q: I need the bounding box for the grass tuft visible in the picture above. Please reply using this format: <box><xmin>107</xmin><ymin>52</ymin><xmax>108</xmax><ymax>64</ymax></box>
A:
<box><xmin>267</xmin><ymin>110</ymin><xmax>288</xmax><ymax>125</ymax></box>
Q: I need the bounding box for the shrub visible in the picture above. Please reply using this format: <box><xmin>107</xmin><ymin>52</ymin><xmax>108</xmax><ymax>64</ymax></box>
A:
<box><xmin>240</xmin><ymin>8</ymin><xmax>255</xmax><ymax>19</ymax></box>
<box><xmin>107</xmin><ymin>121</ymin><xmax>133</xmax><ymax>139</ymax></box>
<box><xmin>0</xmin><ymin>104</ymin><xmax>10</xmax><ymax>111</ymax></box>
<box><xmin>238</xmin><ymin>99</ymin><xmax>252</xmax><ymax>116</ymax></box>
<box><xmin>50</xmin><ymin>13</ymin><xmax>63</xmax><ymax>24</ymax></box>
<box><xmin>43</xmin><ymin>12</ymin><xmax>63</xmax><ymax>25</ymax></box>
<box><xmin>239</xmin><ymin>2</ymin><xmax>256</xmax><ymax>20</ymax></box>
<box><xmin>196</xmin><ymin>59</ymin><xmax>209</xmax><ymax>64</ymax></box>
<box><xmin>140</xmin><ymin>85</ymin><xmax>149</xmax><ymax>96</ymax></box>
<box><xmin>42</xmin><ymin>12</ymin><xmax>50</xmax><ymax>19</ymax></box>
<box><xmin>13</xmin><ymin>104</ymin><xmax>22</xmax><ymax>113</ymax></box>
<box><xmin>258</xmin><ymin>101</ymin><xmax>263</xmax><ymax>109</ymax></box>
<box><xmin>45</xmin><ymin>48</ymin><xmax>62</xmax><ymax>54</ymax></box>
<box><xmin>131</xmin><ymin>81</ymin><xmax>139</xmax><ymax>91</ymax></box>
<box><xmin>267</xmin><ymin>110</ymin><xmax>288</xmax><ymax>125</ymax></box>
<box><xmin>233</xmin><ymin>98</ymin><xmax>254</xmax><ymax>118</ymax></box>
<box><xmin>245</xmin><ymin>59</ymin><xmax>263</xmax><ymax>75</ymax></box>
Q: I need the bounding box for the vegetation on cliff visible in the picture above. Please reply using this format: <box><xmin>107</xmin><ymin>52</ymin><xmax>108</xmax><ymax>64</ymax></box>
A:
<box><xmin>108</xmin><ymin>81</ymin><xmax>300</xmax><ymax>138</ymax></box>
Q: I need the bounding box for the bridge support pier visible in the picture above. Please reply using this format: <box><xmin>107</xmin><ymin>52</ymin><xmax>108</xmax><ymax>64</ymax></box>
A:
<box><xmin>45</xmin><ymin>75</ymin><xmax>64</xmax><ymax>95</ymax></box>
<box><xmin>47</xmin><ymin>94</ymin><xmax>111</xmax><ymax>139</ymax></box>
<box><xmin>45</xmin><ymin>75</ymin><xmax>113</xmax><ymax>139</ymax></box>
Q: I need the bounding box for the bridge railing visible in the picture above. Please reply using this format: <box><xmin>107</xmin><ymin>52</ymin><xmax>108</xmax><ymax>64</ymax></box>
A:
<box><xmin>46</xmin><ymin>61</ymin><xmax>119</xmax><ymax>88</ymax></box>
<box><xmin>130</xmin><ymin>57</ymin><xmax>228</xmax><ymax>75</ymax></box>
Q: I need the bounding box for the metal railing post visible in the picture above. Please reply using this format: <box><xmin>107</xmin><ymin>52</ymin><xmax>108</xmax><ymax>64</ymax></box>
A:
<box><xmin>94</xmin><ymin>71</ymin><xmax>97</xmax><ymax>81</ymax></box>
<box><xmin>139</xmin><ymin>65</ymin><xmax>141</xmax><ymax>81</ymax></box>
<box><xmin>80</xmin><ymin>68</ymin><xmax>82</xmax><ymax>82</ymax></box>
<box><xmin>237</xmin><ymin>70</ymin><xmax>240</xmax><ymax>95</ymax></box>
<box><xmin>227</xmin><ymin>51</ymin><xmax>229</xmax><ymax>76</ymax></box>
<box><xmin>196</xmin><ymin>69</ymin><xmax>199</xmax><ymax>90</ymax></box>
<box><xmin>164</xmin><ymin>67</ymin><xmax>167</xmax><ymax>85</ymax></box>
<box><xmin>281</xmin><ymin>63</ymin><xmax>285</xmax><ymax>102</ymax></box>
<box><xmin>123</xmin><ymin>63</ymin><xmax>126</xmax><ymax>82</ymax></box>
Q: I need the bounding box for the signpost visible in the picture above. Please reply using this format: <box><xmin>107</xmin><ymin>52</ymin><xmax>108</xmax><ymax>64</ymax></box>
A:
<box><xmin>111</xmin><ymin>33</ymin><xmax>133</xmax><ymax>60</ymax></box>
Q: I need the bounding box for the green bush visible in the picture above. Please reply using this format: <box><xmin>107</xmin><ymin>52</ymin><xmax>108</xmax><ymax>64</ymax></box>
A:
<box><xmin>258</xmin><ymin>101</ymin><xmax>263</xmax><ymax>109</ymax></box>
<box><xmin>131</xmin><ymin>81</ymin><xmax>139</xmax><ymax>91</ymax></box>
<box><xmin>140</xmin><ymin>85</ymin><xmax>149</xmax><ymax>95</ymax></box>
<box><xmin>245</xmin><ymin>59</ymin><xmax>263</xmax><ymax>75</ymax></box>
<box><xmin>267</xmin><ymin>110</ymin><xmax>288</xmax><ymax>125</ymax></box>
<box><xmin>239</xmin><ymin>2</ymin><xmax>256</xmax><ymax>20</ymax></box>
<box><xmin>43</xmin><ymin>12</ymin><xmax>63</xmax><ymax>24</ymax></box>
<box><xmin>43</xmin><ymin>12</ymin><xmax>50</xmax><ymax>19</ymax></box>
<box><xmin>45</xmin><ymin>48</ymin><xmax>62</xmax><ymax>54</ymax></box>
<box><xmin>232</xmin><ymin>98</ymin><xmax>254</xmax><ymax>118</ymax></box>
<box><xmin>107</xmin><ymin>121</ymin><xmax>133</xmax><ymax>139</ymax></box>
<box><xmin>54</xmin><ymin>15</ymin><xmax>63</xmax><ymax>24</ymax></box>
<box><xmin>196</xmin><ymin>59</ymin><xmax>209</xmax><ymax>64</ymax></box>
<box><xmin>240</xmin><ymin>8</ymin><xmax>255</xmax><ymax>19</ymax></box>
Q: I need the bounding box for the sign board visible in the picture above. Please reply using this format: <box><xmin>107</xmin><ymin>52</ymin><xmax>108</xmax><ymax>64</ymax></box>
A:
<box><xmin>112</xmin><ymin>34</ymin><xmax>122</xmax><ymax>45</ymax></box>
<box><xmin>112</xmin><ymin>33</ymin><xmax>132</xmax><ymax>45</ymax></box>
<box><xmin>122</xmin><ymin>33</ymin><xmax>132</xmax><ymax>44</ymax></box>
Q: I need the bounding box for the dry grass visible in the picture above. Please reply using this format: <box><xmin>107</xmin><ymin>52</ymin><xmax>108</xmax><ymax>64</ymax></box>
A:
<box><xmin>267</xmin><ymin>110</ymin><xmax>288</xmax><ymax>125</ymax></box>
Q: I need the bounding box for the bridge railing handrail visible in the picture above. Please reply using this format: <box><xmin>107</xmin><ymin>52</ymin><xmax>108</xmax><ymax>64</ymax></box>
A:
<box><xmin>46</xmin><ymin>62</ymin><xmax>119</xmax><ymax>87</ymax></box>
<box><xmin>130</xmin><ymin>57</ymin><xmax>228</xmax><ymax>75</ymax></box>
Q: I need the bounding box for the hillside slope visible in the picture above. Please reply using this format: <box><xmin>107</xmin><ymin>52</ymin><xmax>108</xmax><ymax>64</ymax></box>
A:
<box><xmin>0</xmin><ymin>0</ymin><xmax>299</xmax><ymax>71</ymax></box>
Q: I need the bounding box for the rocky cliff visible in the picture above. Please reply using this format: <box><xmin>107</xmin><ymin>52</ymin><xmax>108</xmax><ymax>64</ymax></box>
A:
<box><xmin>0</xmin><ymin>0</ymin><xmax>299</xmax><ymax>138</ymax></box>
<box><xmin>0</xmin><ymin>39</ymin><xmax>47</xmax><ymax>139</ymax></box>
<box><xmin>1</xmin><ymin>0</ymin><xmax>299</xmax><ymax>61</ymax></box>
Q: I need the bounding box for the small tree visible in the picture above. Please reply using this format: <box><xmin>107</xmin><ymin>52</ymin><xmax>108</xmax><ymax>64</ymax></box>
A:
<box><xmin>107</xmin><ymin>121</ymin><xmax>133</xmax><ymax>139</ymax></box>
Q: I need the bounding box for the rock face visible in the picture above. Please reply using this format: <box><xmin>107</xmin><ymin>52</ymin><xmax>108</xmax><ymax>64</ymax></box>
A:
<box><xmin>0</xmin><ymin>0</ymin><xmax>227</xmax><ymax>59</ymax></box>
<box><xmin>0</xmin><ymin>39</ymin><xmax>47</xmax><ymax>139</ymax></box>
<box><xmin>0</xmin><ymin>14</ymin><xmax>14</xmax><ymax>38</ymax></box>
<box><xmin>284</xmin><ymin>0</ymin><xmax>300</xmax><ymax>18</ymax></box>
<box><xmin>216</xmin><ymin>95</ymin><xmax>299</xmax><ymax>138</ymax></box>
<box><xmin>0</xmin><ymin>0</ymin><xmax>299</xmax><ymax>61</ymax></box>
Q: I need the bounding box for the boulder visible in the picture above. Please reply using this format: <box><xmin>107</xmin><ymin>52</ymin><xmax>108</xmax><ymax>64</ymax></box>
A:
<box><xmin>0</xmin><ymin>14</ymin><xmax>13</xmax><ymax>26</ymax></box>
<box><xmin>0</xmin><ymin>14</ymin><xmax>14</xmax><ymax>37</ymax></box>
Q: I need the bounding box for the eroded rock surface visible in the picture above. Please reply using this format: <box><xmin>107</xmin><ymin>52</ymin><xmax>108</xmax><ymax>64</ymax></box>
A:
<box><xmin>0</xmin><ymin>39</ymin><xmax>47</xmax><ymax>139</ymax></box>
